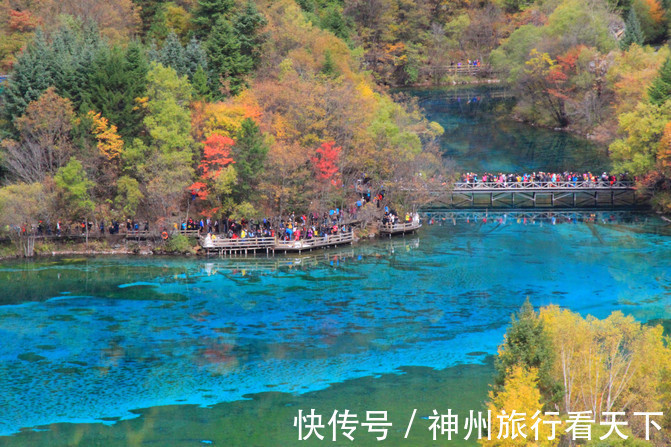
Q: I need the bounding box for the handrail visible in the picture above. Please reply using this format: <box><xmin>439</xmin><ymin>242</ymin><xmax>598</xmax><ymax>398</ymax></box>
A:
<box><xmin>274</xmin><ymin>231</ymin><xmax>353</xmax><ymax>248</ymax></box>
<box><xmin>448</xmin><ymin>181</ymin><xmax>635</xmax><ymax>190</ymax></box>
<box><xmin>203</xmin><ymin>236</ymin><xmax>275</xmax><ymax>249</ymax></box>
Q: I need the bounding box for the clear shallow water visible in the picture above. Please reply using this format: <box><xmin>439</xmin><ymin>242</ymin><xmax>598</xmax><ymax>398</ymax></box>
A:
<box><xmin>1</xmin><ymin>88</ymin><xmax>670</xmax><ymax>446</ymax></box>
<box><xmin>408</xmin><ymin>86</ymin><xmax>611</xmax><ymax>173</ymax></box>
<box><xmin>1</xmin><ymin>214</ymin><xmax>670</xmax><ymax>445</ymax></box>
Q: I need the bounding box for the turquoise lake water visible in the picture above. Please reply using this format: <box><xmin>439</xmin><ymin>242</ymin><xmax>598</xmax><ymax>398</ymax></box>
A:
<box><xmin>1</xmin><ymin>88</ymin><xmax>670</xmax><ymax>446</ymax></box>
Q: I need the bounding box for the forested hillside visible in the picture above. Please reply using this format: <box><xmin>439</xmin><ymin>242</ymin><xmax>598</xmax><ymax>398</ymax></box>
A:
<box><xmin>2</xmin><ymin>0</ymin><xmax>671</xmax><ymax>228</ymax></box>
<box><xmin>0</xmin><ymin>0</ymin><xmax>446</xmax><ymax>231</ymax></box>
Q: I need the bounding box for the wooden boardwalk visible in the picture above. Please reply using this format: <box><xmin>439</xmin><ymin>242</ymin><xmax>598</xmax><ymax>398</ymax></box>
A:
<box><xmin>201</xmin><ymin>232</ymin><xmax>354</xmax><ymax>256</ymax></box>
<box><xmin>427</xmin><ymin>181</ymin><xmax>648</xmax><ymax>209</ymax></box>
<box><xmin>274</xmin><ymin>232</ymin><xmax>353</xmax><ymax>254</ymax></box>
<box><xmin>379</xmin><ymin>221</ymin><xmax>422</xmax><ymax>236</ymax></box>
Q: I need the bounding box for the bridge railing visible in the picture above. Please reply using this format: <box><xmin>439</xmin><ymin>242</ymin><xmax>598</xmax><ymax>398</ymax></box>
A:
<box><xmin>450</xmin><ymin>181</ymin><xmax>635</xmax><ymax>190</ymax></box>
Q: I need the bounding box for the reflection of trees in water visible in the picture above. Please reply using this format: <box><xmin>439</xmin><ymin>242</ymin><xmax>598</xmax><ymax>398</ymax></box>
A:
<box><xmin>412</xmin><ymin>87</ymin><xmax>609</xmax><ymax>172</ymax></box>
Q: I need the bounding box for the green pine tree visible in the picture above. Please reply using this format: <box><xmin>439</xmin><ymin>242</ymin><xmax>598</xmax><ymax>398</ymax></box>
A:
<box><xmin>620</xmin><ymin>6</ymin><xmax>644</xmax><ymax>49</ymax></box>
<box><xmin>2</xmin><ymin>30</ymin><xmax>54</xmax><ymax>131</ymax></box>
<box><xmin>232</xmin><ymin>117</ymin><xmax>269</xmax><ymax>202</ymax></box>
<box><xmin>206</xmin><ymin>17</ymin><xmax>253</xmax><ymax>97</ymax></box>
<box><xmin>649</xmin><ymin>57</ymin><xmax>671</xmax><ymax>106</ymax></box>
<box><xmin>159</xmin><ymin>32</ymin><xmax>188</xmax><ymax>77</ymax></box>
<box><xmin>321</xmin><ymin>50</ymin><xmax>339</xmax><ymax>77</ymax></box>
<box><xmin>494</xmin><ymin>299</ymin><xmax>562</xmax><ymax>407</ymax></box>
<box><xmin>193</xmin><ymin>0</ymin><xmax>235</xmax><ymax>36</ymax></box>
<box><xmin>185</xmin><ymin>37</ymin><xmax>209</xmax><ymax>79</ymax></box>
<box><xmin>233</xmin><ymin>1</ymin><xmax>267</xmax><ymax>70</ymax></box>
<box><xmin>192</xmin><ymin>65</ymin><xmax>211</xmax><ymax>99</ymax></box>
<box><xmin>84</xmin><ymin>42</ymin><xmax>148</xmax><ymax>140</ymax></box>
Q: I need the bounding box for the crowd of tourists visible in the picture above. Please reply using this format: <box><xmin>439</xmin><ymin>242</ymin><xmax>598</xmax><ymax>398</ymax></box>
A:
<box><xmin>457</xmin><ymin>171</ymin><xmax>632</xmax><ymax>187</ymax></box>
<box><xmin>381</xmin><ymin>210</ymin><xmax>421</xmax><ymax>226</ymax></box>
<box><xmin>201</xmin><ymin>211</ymin><xmax>355</xmax><ymax>246</ymax></box>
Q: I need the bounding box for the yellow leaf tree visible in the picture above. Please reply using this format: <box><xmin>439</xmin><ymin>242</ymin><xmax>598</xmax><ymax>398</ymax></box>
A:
<box><xmin>482</xmin><ymin>366</ymin><xmax>559</xmax><ymax>447</ymax></box>
<box><xmin>87</xmin><ymin>111</ymin><xmax>124</xmax><ymax>161</ymax></box>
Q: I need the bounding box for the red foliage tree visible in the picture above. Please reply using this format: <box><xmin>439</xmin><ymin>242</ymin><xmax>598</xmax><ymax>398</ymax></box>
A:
<box><xmin>311</xmin><ymin>141</ymin><xmax>341</xmax><ymax>182</ymax></box>
<box><xmin>200</xmin><ymin>134</ymin><xmax>235</xmax><ymax>178</ymax></box>
<box><xmin>189</xmin><ymin>133</ymin><xmax>235</xmax><ymax>201</ymax></box>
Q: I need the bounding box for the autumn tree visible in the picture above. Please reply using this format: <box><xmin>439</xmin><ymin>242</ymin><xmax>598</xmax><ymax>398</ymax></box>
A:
<box><xmin>142</xmin><ymin>63</ymin><xmax>196</xmax><ymax>221</ymax></box>
<box><xmin>0</xmin><ymin>182</ymin><xmax>55</xmax><ymax>257</ymax></box>
<box><xmin>189</xmin><ymin>133</ymin><xmax>236</xmax><ymax>216</ymax></box>
<box><xmin>481</xmin><ymin>366</ymin><xmax>559</xmax><ymax>447</ymax></box>
<box><xmin>1</xmin><ymin>87</ymin><xmax>75</xmax><ymax>183</ymax></box>
<box><xmin>87</xmin><ymin>111</ymin><xmax>124</xmax><ymax>161</ymax></box>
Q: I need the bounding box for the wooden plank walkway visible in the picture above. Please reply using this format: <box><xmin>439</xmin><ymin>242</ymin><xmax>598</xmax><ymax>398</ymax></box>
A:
<box><xmin>274</xmin><ymin>231</ymin><xmax>353</xmax><ymax>254</ymax></box>
<box><xmin>201</xmin><ymin>232</ymin><xmax>354</xmax><ymax>256</ymax></box>
<box><xmin>379</xmin><ymin>221</ymin><xmax>422</xmax><ymax>236</ymax></box>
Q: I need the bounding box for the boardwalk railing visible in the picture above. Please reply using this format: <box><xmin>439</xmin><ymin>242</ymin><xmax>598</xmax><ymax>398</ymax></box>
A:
<box><xmin>201</xmin><ymin>232</ymin><xmax>354</xmax><ymax>255</ymax></box>
<box><xmin>202</xmin><ymin>236</ymin><xmax>275</xmax><ymax>250</ymax></box>
<box><xmin>379</xmin><ymin>221</ymin><xmax>422</xmax><ymax>235</ymax></box>
<box><xmin>450</xmin><ymin>181</ymin><xmax>635</xmax><ymax>191</ymax></box>
<box><xmin>274</xmin><ymin>231</ymin><xmax>354</xmax><ymax>252</ymax></box>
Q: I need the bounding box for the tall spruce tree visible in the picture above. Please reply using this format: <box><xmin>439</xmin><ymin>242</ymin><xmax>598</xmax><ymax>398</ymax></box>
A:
<box><xmin>649</xmin><ymin>57</ymin><xmax>671</xmax><ymax>106</ymax></box>
<box><xmin>2</xmin><ymin>31</ymin><xmax>54</xmax><ymax>130</ymax></box>
<box><xmin>232</xmin><ymin>118</ymin><xmax>269</xmax><ymax>202</ymax></box>
<box><xmin>206</xmin><ymin>17</ymin><xmax>253</xmax><ymax>97</ymax></box>
<box><xmin>185</xmin><ymin>37</ymin><xmax>209</xmax><ymax>79</ymax></box>
<box><xmin>158</xmin><ymin>32</ymin><xmax>189</xmax><ymax>76</ymax></box>
<box><xmin>84</xmin><ymin>42</ymin><xmax>149</xmax><ymax>140</ymax></box>
<box><xmin>494</xmin><ymin>300</ymin><xmax>562</xmax><ymax>406</ymax></box>
<box><xmin>193</xmin><ymin>0</ymin><xmax>235</xmax><ymax>36</ymax></box>
<box><xmin>233</xmin><ymin>1</ymin><xmax>267</xmax><ymax>70</ymax></box>
<box><xmin>620</xmin><ymin>7</ymin><xmax>644</xmax><ymax>49</ymax></box>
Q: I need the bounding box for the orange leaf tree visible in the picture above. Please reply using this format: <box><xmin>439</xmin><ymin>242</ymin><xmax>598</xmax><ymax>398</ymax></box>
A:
<box><xmin>189</xmin><ymin>133</ymin><xmax>236</xmax><ymax>217</ymax></box>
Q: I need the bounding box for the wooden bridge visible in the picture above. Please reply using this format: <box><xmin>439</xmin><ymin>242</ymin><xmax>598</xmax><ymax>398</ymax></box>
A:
<box><xmin>425</xmin><ymin>181</ymin><xmax>648</xmax><ymax>209</ymax></box>
<box><xmin>201</xmin><ymin>231</ymin><xmax>354</xmax><ymax>256</ymax></box>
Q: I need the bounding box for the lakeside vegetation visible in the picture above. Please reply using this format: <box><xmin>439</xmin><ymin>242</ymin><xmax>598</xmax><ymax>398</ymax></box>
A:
<box><xmin>486</xmin><ymin>301</ymin><xmax>671</xmax><ymax>446</ymax></box>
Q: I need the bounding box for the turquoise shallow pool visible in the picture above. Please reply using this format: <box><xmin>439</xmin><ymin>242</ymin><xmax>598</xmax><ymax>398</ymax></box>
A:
<box><xmin>0</xmin><ymin>212</ymin><xmax>670</xmax><ymax>445</ymax></box>
<box><xmin>1</xmin><ymin>87</ymin><xmax>670</xmax><ymax>446</ymax></box>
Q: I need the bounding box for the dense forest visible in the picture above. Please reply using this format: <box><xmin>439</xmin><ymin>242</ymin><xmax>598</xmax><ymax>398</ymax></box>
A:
<box><xmin>2</xmin><ymin>0</ymin><xmax>671</xmax><ymax>232</ymax></box>
<box><xmin>0</xmin><ymin>0</ymin><xmax>446</xmax><ymax>233</ymax></box>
